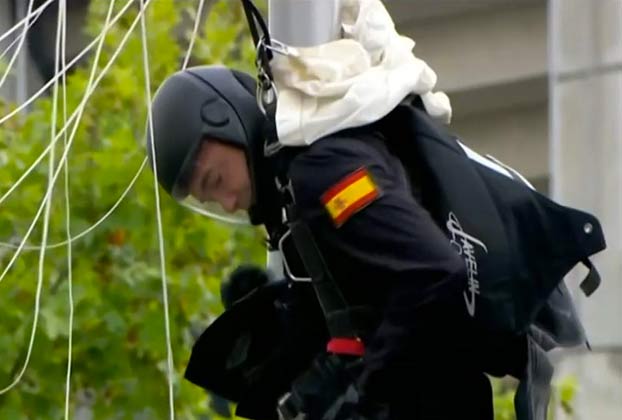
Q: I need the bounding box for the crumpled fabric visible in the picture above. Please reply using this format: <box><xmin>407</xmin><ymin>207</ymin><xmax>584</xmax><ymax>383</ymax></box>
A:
<box><xmin>271</xmin><ymin>0</ymin><xmax>452</xmax><ymax>146</ymax></box>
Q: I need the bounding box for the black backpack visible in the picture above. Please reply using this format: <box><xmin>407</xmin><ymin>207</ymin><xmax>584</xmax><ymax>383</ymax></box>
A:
<box><xmin>277</xmin><ymin>95</ymin><xmax>605</xmax><ymax>345</ymax></box>
<box><xmin>373</xmin><ymin>97</ymin><xmax>605</xmax><ymax>339</ymax></box>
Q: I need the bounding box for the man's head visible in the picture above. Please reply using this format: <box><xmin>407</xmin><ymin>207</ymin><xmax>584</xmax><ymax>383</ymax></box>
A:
<box><xmin>146</xmin><ymin>65</ymin><xmax>271</xmax><ymax>224</ymax></box>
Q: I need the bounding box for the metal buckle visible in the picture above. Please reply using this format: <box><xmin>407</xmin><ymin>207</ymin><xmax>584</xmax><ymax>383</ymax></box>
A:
<box><xmin>265</xmin><ymin>39</ymin><xmax>299</xmax><ymax>57</ymax></box>
<box><xmin>264</xmin><ymin>138</ymin><xmax>284</xmax><ymax>156</ymax></box>
<box><xmin>257</xmin><ymin>37</ymin><xmax>299</xmax><ymax>58</ymax></box>
<box><xmin>257</xmin><ymin>76</ymin><xmax>283</xmax><ymax>156</ymax></box>
<box><xmin>277</xmin><ymin>392</ymin><xmax>306</xmax><ymax>420</ymax></box>
<box><xmin>255</xmin><ymin>72</ymin><xmax>278</xmax><ymax>112</ymax></box>
<box><xmin>254</xmin><ymin>38</ymin><xmax>284</xmax><ymax>156</ymax></box>
<box><xmin>278</xmin><ymin>229</ymin><xmax>311</xmax><ymax>282</ymax></box>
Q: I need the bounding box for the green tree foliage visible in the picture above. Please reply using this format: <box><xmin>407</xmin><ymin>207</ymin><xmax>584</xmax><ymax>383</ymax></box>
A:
<box><xmin>0</xmin><ymin>1</ymin><xmax>264</xmax><ymax>418</ymax></box>
<box><xmin>492</xmin><ymin>375</ymin><xmax>578</xmax><ymax>420</ymax></box>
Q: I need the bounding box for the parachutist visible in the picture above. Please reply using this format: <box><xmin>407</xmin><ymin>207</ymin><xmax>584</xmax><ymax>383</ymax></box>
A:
<box><xmin>146</xmin><ymin>64</ymin><xmax>605</xmax><ymax>420</ymax></box>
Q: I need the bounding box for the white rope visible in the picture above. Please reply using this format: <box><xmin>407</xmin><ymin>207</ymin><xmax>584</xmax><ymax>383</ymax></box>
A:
<box><xmin>0</xmin><ymin>0</ymin><xmax>37</xmax><ymax>91</ymax></box>
<box><xmin>0</xmin><ymin>0</ymin><xmax>204</xmax><ymax>255</ymax></box>
<box><xmin>0</xmin><ymin>0</ymin><xmax>206</xmax><ymax>252</ymax></box>
<box><xmin>0</xmin><ymin>0</ymin><xmax>136</xmax><ymax>127</ymax></box>
<box><xmin>0</xmin><ymin>5</ymin><xmax>47</xmax><ymax>63</ymax></box>
<box><xmin>0</xmin><ymin>0</ymin><xmax>61</xmax><ymax>396</ymax></box>
<box><xmin>0</xmin><ymin>158</ymin><xmax>147</xmax><ymax>251</ymax></box>
<box><xmin>0</xmin><ymin>0</ymin><xmax>206</xmax><ymax>254</ymax></box>
<box><xmin>0</xmin><ymin>0</ymin><xmax>153</xmax><ymax>290</ymax></box>
<box><xmin>0</xmin><ymin>0</ymin><xmax>55</xmax><ymax>45</ymax></box>
<box><xmin>58</xmin><ymin>0</ymin><xmax>74</xmax><ymax>418</ymax></box>
<box><xmin>0</xmin><ymin>0</ymin><xmax>139</xmax><ymax>209</ymax></box>
<box><xmin>139</xmin><ymin>1</ymin><xmax>175</xmax><ymax>417</ymax></box>
<box><xmin>182</xmin><ymin>0</ymin><xmax>206</xmax><ymax>70</ymax></box>
<box><xmin>0</xmin><ymin>0</ymin><xmax>199</xmax><ymax>411</ymax></box>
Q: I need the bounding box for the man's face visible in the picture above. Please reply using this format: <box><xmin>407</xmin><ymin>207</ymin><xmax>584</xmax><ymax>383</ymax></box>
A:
<box><xmin>187</xmin><ymin>139</ymin><xmax>252</xmax><ymax>213</ymax></box>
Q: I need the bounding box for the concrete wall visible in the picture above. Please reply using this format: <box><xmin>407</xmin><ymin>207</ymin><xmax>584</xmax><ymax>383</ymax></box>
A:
<box><xmin>0</xmin><ymin>1</ymin><xmax>89</xmax><ymax>105</ymax></box>
<box><xmin>0</xmin><ymin>1</ymin><xmax>17</xmax><ymax>101</ymax></box>
<box><xmin>393</xmin><ymin>1</ymin><xmax>549</xmax><ymax>181</ymax></box>
<box><xmin>0</xmin><ymin>1</ymin><xmax>44</xmax><ymax>105</ymax></box>
<box><xmin>549</xmin><ymin>0</ymin><xmax>622</xmax><ymax>418</ymax></box>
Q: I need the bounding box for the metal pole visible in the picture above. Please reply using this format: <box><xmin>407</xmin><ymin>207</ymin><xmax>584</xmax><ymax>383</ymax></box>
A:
<box><xmin>264</xmin><ymin>0</ymin><xmax>341</xmax><ymax>280</ymax></box>
<box><xmin>268</xmin><ymin>0</ymin><xmax>342</xmax><ymax>47</ymax></box>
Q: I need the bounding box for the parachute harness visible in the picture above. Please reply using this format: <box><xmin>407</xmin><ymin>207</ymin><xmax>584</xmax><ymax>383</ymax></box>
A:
<box><xmin>238</xmin><ymin>0</ymin><xmax>368</xmax><ymax>359</ymax></box>
<box><xmin>239</xmin><ymin>0</ymin><xmax>287</xmax><ymax>156</ymax></box>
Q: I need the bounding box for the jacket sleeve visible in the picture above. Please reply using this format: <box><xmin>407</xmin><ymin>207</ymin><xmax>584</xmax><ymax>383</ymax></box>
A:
<box><xmin>287</xmin><ymin>132</ymin><xmax>469</xmax><ymax>398</ymax></box>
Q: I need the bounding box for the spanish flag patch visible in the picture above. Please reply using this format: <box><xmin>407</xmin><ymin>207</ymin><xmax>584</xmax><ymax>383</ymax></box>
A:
<box><xmin>321</xmin><ymin>167</ymin><xmax>380</xmax><ymax>227</ymax></box>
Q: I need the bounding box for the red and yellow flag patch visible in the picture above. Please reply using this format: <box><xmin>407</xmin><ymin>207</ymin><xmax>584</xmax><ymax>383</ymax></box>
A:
<box><xmin>321</xmin><ymin>167</ymin><xmax>380</xmax><ymax>227</ymax></box>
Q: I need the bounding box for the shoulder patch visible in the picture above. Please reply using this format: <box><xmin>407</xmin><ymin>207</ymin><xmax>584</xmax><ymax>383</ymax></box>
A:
<box><xmin>321</xmin><ymin>167</ymin><xmax>380</xmax><ymax>228</ymax></box>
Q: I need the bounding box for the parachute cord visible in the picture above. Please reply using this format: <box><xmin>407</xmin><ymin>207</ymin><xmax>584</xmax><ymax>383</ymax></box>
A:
<box><xmin>139</xmin><ymin>0</ymin><xmax>175</xmax><ymax>418</ymax></box>
<box><xmin>0</xmin><ymin>4</ymin><xmax>47</xmax><ymax>63</ymax></box>
<box><xmin>0</xmin><ymin>0</ymin><xmax>137</xmax><ymax>127</ymax></box>
<box><xmin>182</xmin><ymin>0</ymin><xmax>206</xmax><ymax>70</ymax></box>
<box><xmin>0</xmin><ymin>0</ymin><xmax>145</xmax><ymax>290</ymax></box>
<box><xmin>0</xmin><ymin>0</ymin><xmax>55</xmax><ymax>45</ymax></box>
<box><xmin>0</xmin><ymin>0</ymin><xmax>36</xmax><ymax>91</ymax></box>
<box><xmin>56</xmin><ymin>0</ymin><xmax>76</xmax><ymax>417</ymax></box>
<box><xmin>0</xmin><ymin>158</ymin><xmax>147</xmax><ymax>251</ymax></box>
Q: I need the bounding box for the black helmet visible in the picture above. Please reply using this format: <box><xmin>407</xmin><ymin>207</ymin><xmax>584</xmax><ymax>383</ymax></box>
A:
<box><xmin>146</xmin><ymin>65</ymin><xmax>270</xmax><ymax>224</ymax></box>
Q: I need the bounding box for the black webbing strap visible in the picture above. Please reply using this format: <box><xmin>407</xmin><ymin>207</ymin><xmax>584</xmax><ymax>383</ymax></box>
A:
<box><xmin>240</xmin><ymin>0</ymin><xmax>262</xmax><ymax>49</ymax></box>
<box><xmin>580</xmin><ymin>258</ymin><xmax>601</xmax><ymax>297</ymax></box>
<box><xmin>239</xmin><ymin>0</ymin><xmax>281</xmax><ymax>155</ymax></box>
<box><xmin>240</xmin><ymin>0</ymin><xmax>363</xmax><ymax>342</ymax></box>
<box><xmin>240</xmin><ymin>0</ymin><xmax>272</xmax><ymax>49</ymax></box>
<box><xmin>286</xmin><ymin>207</ymin><xmax>361</xmax><ymax>340</ymax></box>
<box><xmin>239</xmin><ymin>0</ymin><xmax>274</xmax><ymax>81</ymax></box>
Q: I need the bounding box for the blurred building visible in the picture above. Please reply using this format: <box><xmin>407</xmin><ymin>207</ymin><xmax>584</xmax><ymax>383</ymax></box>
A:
<box><xmin>385</xmin><ymin>1</ymin><xmax>621</xmax><ymax>418</ymax></box>
<box><xmin>1</xmin><ymin>0</ymin><xmax>620</xmax><ymax>418</ymax></box>
<box><xmin>0</xmin><ymin>1</ymin><xmax>90</xmax><ymax>101</ymax></box>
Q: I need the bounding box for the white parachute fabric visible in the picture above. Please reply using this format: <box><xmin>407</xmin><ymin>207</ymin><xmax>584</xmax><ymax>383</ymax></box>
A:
<box><xmin>271</xmin><ymin>0</ymin><xmax>452</xmax><ymax>146</ymax></box>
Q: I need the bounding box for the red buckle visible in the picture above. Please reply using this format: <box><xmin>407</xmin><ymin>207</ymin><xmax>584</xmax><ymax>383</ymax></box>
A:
<box><xmin>326</xmin><ymin>337</ymin><xmax>365</xmax><ymax>357</ymax></box>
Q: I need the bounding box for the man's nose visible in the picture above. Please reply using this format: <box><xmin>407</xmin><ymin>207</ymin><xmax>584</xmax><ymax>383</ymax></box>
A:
<box><xmin>220</xmin><ymin>194</ymin><xmax>238</xmax><ymax>213</ymax></box>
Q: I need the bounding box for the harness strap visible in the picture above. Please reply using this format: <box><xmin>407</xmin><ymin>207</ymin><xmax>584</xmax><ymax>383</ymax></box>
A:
<box><xmin>240</xmin><ymin>0</ymin><xmax>273</xmax><ymax>59</ymax></box>
<box><xmin>580</xmin><ymin>258</ymin><xmax>601</xmax><ymax>297</ymax></box>
<box><xmin>286</xmin><ymin>202</ymin><xmax>366</xmax><ymax>355</ymax></box>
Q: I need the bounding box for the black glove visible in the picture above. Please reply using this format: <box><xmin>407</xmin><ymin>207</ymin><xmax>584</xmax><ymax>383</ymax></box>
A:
<box><xmin>278</xmin><ymin>353</ymin><xmax>365</xmax><ymax>420</ymax></box>
<box><xmin>220</xmin><ymin>264</ymin><xmax>271</xmax><ymax>309</ymax></box>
